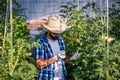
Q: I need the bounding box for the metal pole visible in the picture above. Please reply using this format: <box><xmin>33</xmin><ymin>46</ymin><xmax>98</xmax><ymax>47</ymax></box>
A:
<box><xmin>77</xmin><ymin>0</ymin><xmax>79</xmax><ymax>10</ymax></box>
<box><xmin>107</xmin><ymin>0</ymin><xmax>109</xmax><ymax>61</ymax></box>
<box><xmin>10</xmin><ymin>0</ymin><xmax>13</xmax><ymax>74</ymax></box>
<box><xmin>10</xmin><ymin>0</ymin><xmax>13</xmax><ymax>51</ymax></box>
<box><xmin>100</xmin><ymin>0</ymin><xmax>103</xmax><ymax>19</ymax></box>
<box><xmin>106</xmin><ymin>0</ymin><xmax>109</xmax><ymax>78</ymax></box>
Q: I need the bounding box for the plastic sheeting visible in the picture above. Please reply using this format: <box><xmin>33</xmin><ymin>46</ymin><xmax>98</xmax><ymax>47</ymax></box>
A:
<box><xmin>18</xmin><ymin>0</ymin><xmax>117</xmax><ymax>23</ymax></box>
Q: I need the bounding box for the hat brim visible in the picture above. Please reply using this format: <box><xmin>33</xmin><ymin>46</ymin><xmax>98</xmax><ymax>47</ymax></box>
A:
<box><xmin>42</xmin><ymin>24</ymin><xmax>67</xmax><ymax>33</ymax></box>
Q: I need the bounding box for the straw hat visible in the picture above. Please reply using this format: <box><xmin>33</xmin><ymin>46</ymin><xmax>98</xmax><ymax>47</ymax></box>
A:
<box><xmin>42</xmin><ymin>16</ymin><xmax>67</xmax><ymax>33</ymax></box>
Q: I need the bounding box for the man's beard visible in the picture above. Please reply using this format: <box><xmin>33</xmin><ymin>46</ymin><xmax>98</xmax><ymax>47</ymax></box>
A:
<box><xmin>50</xmin><ymin>32</ymin><xmax>59</xmax><ymax>40</ymax></box>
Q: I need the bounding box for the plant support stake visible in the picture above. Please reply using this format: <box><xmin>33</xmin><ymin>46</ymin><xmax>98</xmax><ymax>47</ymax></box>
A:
<box><xmin>2</xmin><ymin>1</ymin><xmax>9</xmax><ymax>60</ymax></box>
<box><xmin>10</xmin><ymin>0</ymin><xmax>13</xmax><ymax>76</ymax></box>
<box><xmin>106</xmin><ymin>0</ymin><xmax>109</xmax><ymax>79</ymax></box>
<box><xmin>106</xmin><ymin>0</ymin><xmax>109</xmax><ymax>63</ymax></box>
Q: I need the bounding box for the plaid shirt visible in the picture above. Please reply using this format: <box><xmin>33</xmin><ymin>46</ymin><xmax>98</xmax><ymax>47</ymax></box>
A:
<box><xmin>35</xmin><ymin>33</ymin><xmax>67</xmax><ymax>80</ymax></box>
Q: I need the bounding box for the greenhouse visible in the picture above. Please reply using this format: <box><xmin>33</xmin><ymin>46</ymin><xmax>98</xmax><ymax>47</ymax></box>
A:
<box><xmin>0</xmin><ymin>0</ymin><xmax>120</xmax><ymax>80</ymax></box>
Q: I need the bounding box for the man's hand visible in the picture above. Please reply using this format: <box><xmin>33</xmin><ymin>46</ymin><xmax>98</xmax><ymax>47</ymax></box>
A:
<box><xmin>70</xmin><ymin>52</ymin><xmax>80</xmax><ymax>61</ymax></box>
<box><xmin>55</xmin><ymin>50</ymin><xmax>66</xmax><ymax>60</ymax></box>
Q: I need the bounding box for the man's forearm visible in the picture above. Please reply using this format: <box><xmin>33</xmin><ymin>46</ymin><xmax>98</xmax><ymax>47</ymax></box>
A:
<box><xmin>36</xmin><ymin>57</ymin><xmax>57</xmax><ymax>69</ymax></box>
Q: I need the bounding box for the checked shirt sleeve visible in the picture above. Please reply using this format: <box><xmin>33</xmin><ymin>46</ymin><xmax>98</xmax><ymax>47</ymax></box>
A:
<box><xmin>35</xmin><ymin>42</ymin><xmax>45</xmax><ymax>60</ymax></box>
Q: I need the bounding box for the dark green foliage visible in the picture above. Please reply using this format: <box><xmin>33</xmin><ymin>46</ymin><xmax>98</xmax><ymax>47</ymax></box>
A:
<box><xmin>0</xmin><ymin>0</ymin><xmax>120</xmax><ymax>80</ymax></box>
<box><xmin>60</xmin><ymin>1</ymin><xmax>120</xmax><ymax>80</ymax></box>
<box><xmin>0</xmin><ymin>0</ymin><xmax>38</xmax><ymax>79</ymax></box>
<box><xmin>109</xmin><ymin>1</ymin><xmax>120</xmax><ymax>40</ymax></box>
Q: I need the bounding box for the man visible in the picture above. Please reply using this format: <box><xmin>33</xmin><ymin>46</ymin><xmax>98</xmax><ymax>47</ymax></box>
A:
<box><xmin>35</xmin><ymin>16</ymin><xmax>80</xmax><ymax>80</ymax></box>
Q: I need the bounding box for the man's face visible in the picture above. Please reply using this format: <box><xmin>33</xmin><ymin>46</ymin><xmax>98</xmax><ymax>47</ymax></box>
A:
<box><xmin>49</xmin><ymin>32</ymin><xmax>60</xmax><ymax>40</ymax></box>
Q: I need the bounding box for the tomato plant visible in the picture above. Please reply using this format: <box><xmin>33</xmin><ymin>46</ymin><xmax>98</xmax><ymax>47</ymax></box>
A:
<box><xmin>60</xmin><ymin>1</ymin><xmax>120</xmax><ymax>80</ymax></box>
<box><xmin>0</xmin><ymin>0</ymin><xmax>38</xmax><ymax>79</ymax></box>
